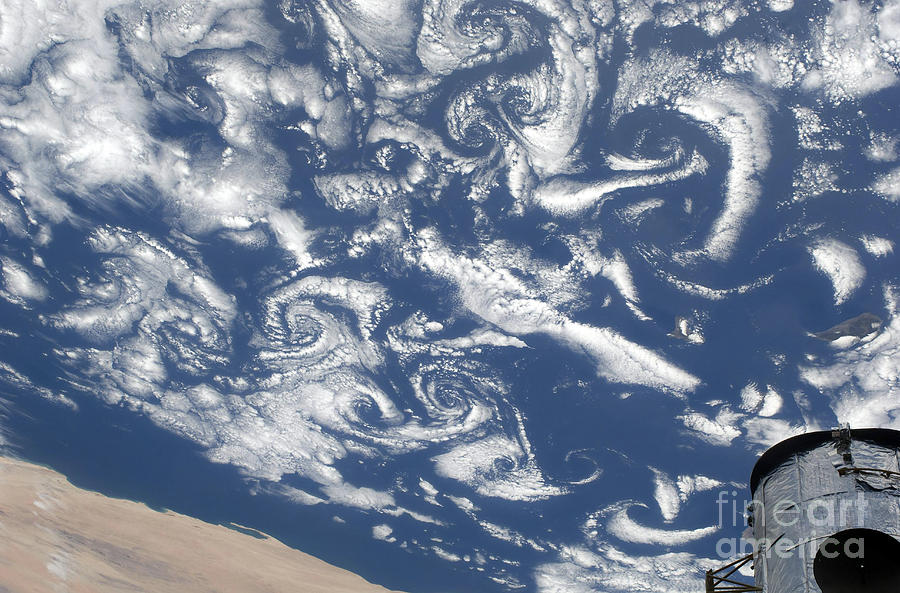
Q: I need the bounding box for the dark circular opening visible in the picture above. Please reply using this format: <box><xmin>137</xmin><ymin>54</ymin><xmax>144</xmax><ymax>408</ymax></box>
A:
<box><xmin>814</xmin><ymin>528</ymin><xmax>900</xmax><ymax>593</ymax></box>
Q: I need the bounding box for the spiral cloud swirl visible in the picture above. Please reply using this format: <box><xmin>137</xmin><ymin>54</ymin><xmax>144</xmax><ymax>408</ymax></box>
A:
<box><xmin>1</xmin><ymin>0</ymin><xmax>900</xmax><ymax>591</ymax></box>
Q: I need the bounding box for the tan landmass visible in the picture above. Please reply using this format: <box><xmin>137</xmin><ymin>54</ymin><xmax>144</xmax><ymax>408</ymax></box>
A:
<box><xmin>0</xmin><ymin>456</ymin><xmax>407</xmax><ymax>593</ymax></box>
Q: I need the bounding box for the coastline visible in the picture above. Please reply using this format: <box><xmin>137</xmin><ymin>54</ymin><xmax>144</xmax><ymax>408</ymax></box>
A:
<box><xmin>0</xmin><ymin>455</ymin><xmax>408</xmax><ymax>593</ymax></box>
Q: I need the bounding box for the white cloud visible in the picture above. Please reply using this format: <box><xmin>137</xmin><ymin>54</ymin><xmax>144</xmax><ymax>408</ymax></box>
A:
<box><xmin>0</xmin><ymin>256</ymin><xmax>47</xmax><ymax>305</ymax></box>
<box><xmin>873</xmin><ymin>166</ymin><xmax>900</xmax><ymax>202</ymax></box>
<box><xmin>416</xmin><ymin>233</ymin><xmax>699</xmax><ymax>393</ymax></box>
<box><xmin>536</xmin><ymin>544</ymin><xmax>715</xmax><ymax>593</ymax></box>
<box><xmin>604</xmin><ymin>502</ymin><xmax>718</xmax><ymax>546</ymax></box>
<box><xmin>860</xmin><ymin>235</ymin><xmax>895</xmax><ymax>257</ymax></box>
<box><xmin>679</xmin><ymin>407</ymin><xmax>742</xmax><ymax>446</ymax></box>
<box><xmin>803</xmin><ymin>0</ymin><xmax>898</xmax><ymax>101</ymax></box>
<box><xmin>372</xmin><ymin>524</ymin><xmax>394</xmax><ymax>541</ymax></box>
<box><xmin>675</xmin><ymin>475</ymin><xmax>724</xmax><ymax>501</ymax></box>
<box><xmin>650</xmin><ymin>469</ymin><xmax>681</xmax><ymax>523</ymax></box>
<box><xmin>809</xmin><ymin>238</ymin><xmax>866</xmax><ymax>305</ymax></box>
<box><xmin>611</xmin><ymin>52</ymin><xmax>772</xmax><ymax>262</ymax></box>
<box><xmin>801</xmin><ymin>286</ymin><xmax>900</xmax><ymax>429</ymax></box>
<box><xmin>432</xmin><ymin>435</ymin><xmax>567</xmax><ymax>502</ymax></box>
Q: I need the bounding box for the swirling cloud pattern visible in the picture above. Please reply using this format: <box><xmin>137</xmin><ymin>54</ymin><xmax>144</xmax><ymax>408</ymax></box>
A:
<box><xmin>1</xmin><ymin>0</ymin><xmax>899</xmax><ymax>591</ymax></box>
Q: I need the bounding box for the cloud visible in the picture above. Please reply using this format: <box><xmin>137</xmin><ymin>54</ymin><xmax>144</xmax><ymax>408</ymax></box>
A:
<box><xmin>432</xmin><ymin>435</ymin><xmax>567</xmax><ymax>502</ymax></box>
<box><xmin>612</xmin><ymin>52</ymin><xmax>772</xmax><ymax>262</ymax></box>
<box><xmin>873</xmin><ymin>166</ymin><xmax>900</xmax><ymax>202</ymax></box>
<box><xmin>604</xmin><ymin>502</ymin><xmax>718</xmax><ymax>546</ymax></box>
<box><xmin>803</xmin><ymin>0</ymin><xmax>899</xmax><ymax>101</ymax></box>
<box><xmin>679</xmin><ymin>407</ymin><xmax>743</xmax><ymax>446</ymax></box>
<box><xmin>2</xmin><ymin>0</ymin><xmax>897</xmax><ymax>589</ymax></box>
<box><xmin>416</xmin><ymin>232</ymin><xmax>700</xmax><ymax>393</ymax></box>
<box><xmin>801</xmin><ymin>285</ymin><xmax>900</xmax><ymax>429</ymax></box>
<box><xmin>535</xmin><ymin>544</ymin><xmax>715</xmax><ymax>593</ymax></box>
<box><xmin>650</xmin><ymin>469</ymin><xmax>680</xmax><ymax>523</ymax></box>
<box><xmin>0</xmin><ymin>256</ymin><xmax>47</xmax><ymax>305</ymax></box>
<box><xmin>808</xmin><ymin>238</ymin><xmax>866</xmax><ymax>305</ymax></box>
<box><xmin>860</xmin><ymin>235</ymin><xmax>895</xmax><ymax>257</ymax></box>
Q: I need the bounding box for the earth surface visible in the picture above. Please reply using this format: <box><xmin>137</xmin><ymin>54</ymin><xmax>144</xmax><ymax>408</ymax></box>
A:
<box><xmin>1</xmin><ymin>0</ymin><xmax>899</xmax><ymax>591</ymax></box>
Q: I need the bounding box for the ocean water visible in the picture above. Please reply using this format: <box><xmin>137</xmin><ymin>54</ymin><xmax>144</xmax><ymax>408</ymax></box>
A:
<box><xmin>1</xmin><ymin>0</ymin><xmax>899</xmax><ymax>591</ymax></box>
